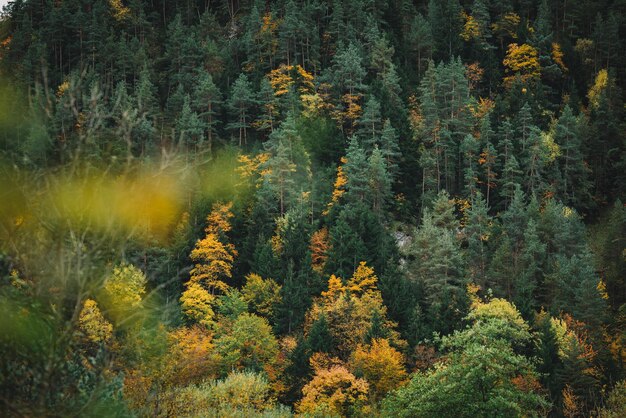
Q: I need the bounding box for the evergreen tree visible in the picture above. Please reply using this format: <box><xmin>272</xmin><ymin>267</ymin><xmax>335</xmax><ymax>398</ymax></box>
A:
<box><xmin>255</xmin><ymin>77</ymin><xmax>277</xmax><ymax>135</ymax></box>
<box><xmin>407</xmin><ymin>13</ymin><xmax>434</xmax><ymax>76</ymax></box>
<box><xmin>553</xmin><ymin>105</ymin><xmax>591</xmax><ymax>209</ymax></box>
<box><xmin>176</xmin><ymin>94</ymin><xmax>205</xmax><ymax>149</ymax></box>
<box><xmin>497</xmin><ymin>119</ymin><xmax>523</xmax><ymax>208</ymax></box>
<box><xmin>379</xmin><ymin>119</ymin><xmax>401</xmax><ymax>181</ymax></box>
<box><xmin>461</xmin><ymin>134</ymin><xmax>480</xmax><ymax>197</ymax></box>
<box><xmin>343</xmin><ymin>136</ymin><xmax>370</xmax><ymax>206</ymax></box>
<box><xmin>193</xmin><ymin>70</ymin><xmax>222</xmax><ymax>152</ymax></box>
<box><xmin>368</xmin><ymin>146</ymin><xmax>392</xmax><ymax>216</ymax></box>
<box><xmin>307</xmin><ymin>314</ymin><xmax>334</xmax><ymax>353</ymax></box>
<box><xmin>405</xmin><ymin>209</ymin><xmax>466</xmax><ymax>335</ymax></box>
<box><xmin>521</xmin><ymin>126</ymin><xmax>549</xmax><ymax>196</ymax></box>
<box><xmin>357</xmin><ymin>95</ymin><xmax>383</xmax><ymax>150</ymax></box>
<box><xmin>331</xmin><ymin>42</ymin><xmax>366</xmax><ymax>97</ymax></box>
<box><xmin>515</xmin><ymin>219</ymin><xmax>546</xmax><ymax>318</ymax></box>
<box><xmin>227</xmin><ymin>73</ymin><xmax>256</xmax><ymax>146</ymax></box>
<box><xmin>428</xmin><ymin>0</ymin><xmax>464</xmax><ymax>60</ymax></box>
<box><xmin>550</xmin><ymin>250</ymin><xmax>607</xmax><ymax>328</ymax></box>
<box><xmin>464</xmin><ymin>192</ymin><xmax>491</xmax><ymax>288</ymax></box>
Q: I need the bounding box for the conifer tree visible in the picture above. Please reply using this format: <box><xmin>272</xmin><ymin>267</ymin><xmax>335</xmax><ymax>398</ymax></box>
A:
<box><xmin>515</xmin><ymin>219</ymin><xmax>546</xmax><ymax>318</ymax></box>
<box><xmin>464</xmin><ymin>192</ymin><xmax>491</xmax><ymax>288</ymax></box>
<box><xmin>343</xmin><ymin>136</ymin><xmax>370</xmax><ymax>206</ymax></box>
<box><xmin>227</xmin><ymin>73</ymin><xmax>256</xmax><ymax>146</ymax></box>
<box><xmin>553</xmin><ymin>105</ymin><xmax>591</xmax><ymax>209</ymax></box>
<box><xmin>357</xmin><ymin>96</ymin><xmax>383</xmax><ymax>150</ymax></box>
<box><xmin>193</xmin><ymin>70</ymin><xmax>221</xmax><ymax>152</ymax></box>
<box><xmin>379</xmin><ymin>119</ymin><xmax>401</xmax><ymax>180</ymax></box>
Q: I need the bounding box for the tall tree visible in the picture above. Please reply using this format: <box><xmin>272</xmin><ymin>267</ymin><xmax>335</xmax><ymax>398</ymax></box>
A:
<box><xmin>227</xmin><ymin>73</ymin><xmax>256</xmax><ymax>146</ymax></box>
<box><xmin>193</xmin><ymin>70</ymin><xmax>222</xmax><ymax>153</ymax></box>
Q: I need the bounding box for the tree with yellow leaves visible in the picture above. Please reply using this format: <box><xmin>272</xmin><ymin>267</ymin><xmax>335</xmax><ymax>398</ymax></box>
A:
<box><xmin>109</xmin><ymin>0</ymin><xmax>130</xmax><ymax>21</ymax></box>
<box><xmin>324</xmin><ymin>156</ymin><xmax>348</xmax><ymax>215</ymax></box>
<box><xmin>298</xmin><ymin>362</ymin><xmax>369</xmax><ymax>417</ymax></box>
<box><xmin>102</xmin><ymin>263</ymin><xmax>147</xmax><ymax>326</ymax></box>
<box><xmin>350</xmin><ymin>338</ymin><xmax>407</xmax><ymax>403</ymax></box>
<box><xmin>321</xmin><ymin>274</ymin><xmax>345</xmax><ymax>302</ymax></box>
<box><xmin>180</xmin><ymin>282</ymin><xmax>216</xmax><ymax>326</ymax></box>
<box><xmin>181</xmin><ymin>203</ymin><xmax>237</xmax><ymax>325</ymax></box>
<box><xmin>503</xmin><ymin>43</ymin><xmax>541</xmax><ymax>86</ymax></box>
<box><xmin>188</xmin><ymin>203</ymin><xmax>236</xmax><ymax>291</ymax></box>
<box><xmin>346</xmin><ymin>261</ymin><xmax>378</xmax><ymax>295</ymax></box>
<box><xmin>306</xmin><ymin>262</ymin><xmax>405</xmax><ymax>358</ymax></box>
<box><xmin>241</xmin><ymin>273</ymin><xmax>282</xmax><ymax>318</ymax></box>
<box><xmin>166</xmin><ymin>325</ymin><xmax>220</xmax><ymax>386</ymax></box>
<box><xmin>78</xmin><ymin>299</ymin><xmax>113</xmax><ymax>344</ymax></box>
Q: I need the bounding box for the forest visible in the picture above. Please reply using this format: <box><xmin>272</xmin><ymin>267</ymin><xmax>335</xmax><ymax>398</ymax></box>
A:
<box><xmin>0</xmin><ymin>0</ymin><xmax>625</xmax><ymax>416</ymax></box>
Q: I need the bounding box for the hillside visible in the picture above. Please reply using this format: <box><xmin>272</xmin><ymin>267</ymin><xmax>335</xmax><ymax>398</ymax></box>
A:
<box><xmin>0</xmin><ymin>1</ymin><xmax>625</xmax><ymax>416</ymax></box>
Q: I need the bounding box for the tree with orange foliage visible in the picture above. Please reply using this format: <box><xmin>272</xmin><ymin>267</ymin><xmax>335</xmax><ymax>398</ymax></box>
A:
<box><xmin>324</xmin><ymin>157</ymin><xmax>348</xmax><ymax>215</ymax></box>
<box><xmin>310</xmin><ymin>227</ymin><xmax>330</xmax><ymax>274</ymax></box>
<box><xmin>166</xmin><ymin>325</ymin><xmax>220</xmax><ymax>386</ymax></box>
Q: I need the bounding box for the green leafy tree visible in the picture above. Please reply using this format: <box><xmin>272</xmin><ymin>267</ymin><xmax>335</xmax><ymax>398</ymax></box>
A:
<box><xmin>383</xmin><ymin>298</ymin><xmax>550</xmax><ymax>417</ymax></box>
<box><xmin>216</xmin><ymin>313</ymin><xmax>279</xmax><ymax>374</ymax></box>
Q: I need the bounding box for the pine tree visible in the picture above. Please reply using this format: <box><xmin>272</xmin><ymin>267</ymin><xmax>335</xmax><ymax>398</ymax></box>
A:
<box><xmin>522</xmin><ymin>126</ymin><xmax>549</xmax><ymax>196</ymax></box>
<box><xmin>553</xmin><ymin>105</ymin><xmax>591</xmax><ymax>209</ymax></box>
<box><xmin>331</xmin><ymin>42</ymin><xmax>366</xmax><ymax>98</ymax></box>
<box><xmin>405</xmin><ymin>209</ymin><xmax>466</xmax><ymax>334</ymax></box>
<box><xmin>379</xmin><ymin>119</ymin><xmax>401</xmax><ymax>180</ymax></box>
<box><xmin>343</xmin><ymin>136</ymin><xmax>370</xmax><ymax>206</ymax></box>
<box><xmin>227</xmin><ymin>73</ymin><xmax>256</xmax><ymax>146</ymax></box>
<box><xmin>357</xmin><ymin>95</ymin><xmax>383</xmax><ymax>150</ymax></box>
<box><xmin>327</xmin><ymin>206</ymin><xmax>368</xmax><ymax>279</ymax></box>
<box><xmin>255</xmin><ymin>77</ymin><xmax>277</xmax><ymax>135</ymax></box>
<box><xmin>515</xmin><ymin>219</ymin><xmax>546</xmax><ymax>318</ymax></box>
<box><xmin>497</xmin><ymin>119</ymin><xmax>522</xmax><ymax>208</ymax></box>
<box><xmin>133</xmin><ymin>65</ymin><xmax>158</xmax><ymax>153</ymax></box>
<box><xmin>193</xmin><ymin>70</ymin><xmax>221</xmax><ymax>153</ymax></box>
<box><xmin>279</xmin><ymin>0</ymin><xmax>303</xmax><ymax>66</ymax></box>
<box><xmin>407</xmin><ymin>13</ymin><xmax>434</xmax><ymax>76</ymax></box>
<box><xmin>465</xmin><ymin>0</ymin><xmax>492</xmax><ymax>51</ymax></box>
<box><xmin>550</xmin><ymin>250</ymin><xmax>607</xmax><ymax>328</ymax></box>
<box><xmin>430</xmin><ymin>190</ymin><xmax>459</xmax><ymax>231</ymax></box>
<box><xmin>307</xmin><ymin>314</ymin><xmax>334</xmax><ymax>353</ymax></box>
<box><xmin>464</xmin><ymin>192</ymin><xmax>491</xmax><ymax>288</ymax></box>
<box><xmin>461</xmin><ymin>134</ymin><xmax>480</xmax><ymax>197</ymax></box>
<box><xmin>368</xmin><ymin>146</ymin><xmax>392</xmax><ymax>216</ymax></box>
<box><xmin>176</xmin><ymin>94</ymin><xmax>205</xmax><ymax>149</ymax></box>
<box><xmin>428</xmin><ymin>0</ymin><xmax>464</xmax><ymax>60</ymax></box>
